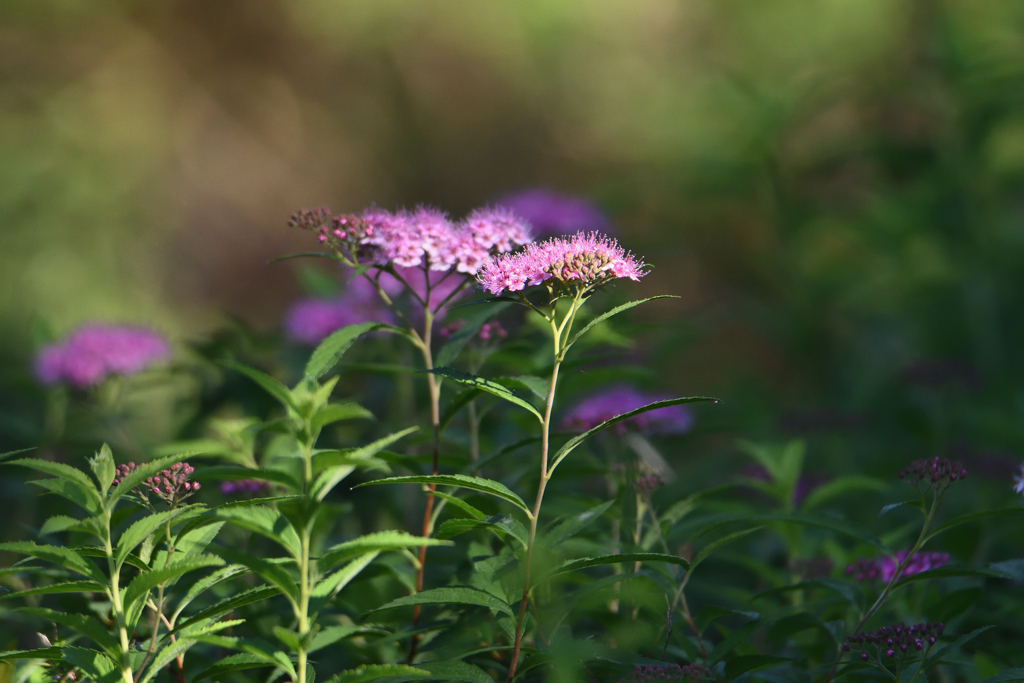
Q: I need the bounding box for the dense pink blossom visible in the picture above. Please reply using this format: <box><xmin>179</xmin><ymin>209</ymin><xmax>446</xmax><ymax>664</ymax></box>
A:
<box><xmin>846</xmin><ymin>549</ymin><xmax>950</xmax><ymax>582</ymax></box>
<box><xmin>562</xmin><ymin>386</ymin><xmax>693</xmax><ymax>435</ymax></box>
<box><xmin>35</xmin><ymin>324</ymin><xmax>170</xmax><ymax>388</ymax></box>
<box><xmin>496</xmin><ymin>189</ymin><xmax>611</xmax><ymax>237</ymax></box>
<box><xmin>476</xmin><ymin>232</ymin><xmax>646</xmax><ymax>295</ymax></box>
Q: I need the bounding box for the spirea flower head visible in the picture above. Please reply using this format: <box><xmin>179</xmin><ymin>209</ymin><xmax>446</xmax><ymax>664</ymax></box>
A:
<box><xmin>34</xmin><ymin>324</ymin><xmax>171</xmax><ymax>389</ymax></box>
<box><xmin>632</xmin><ymin>663</ymin><xmax>711</xmax><ymax>682</ymax></box>
<box><xmin>842</xmin><ymin>621</ymin><xmax>943</xmax><ymax>660</ymax></box>
<box><xmin>563</xmin><ymin>386</ymin><xmax>693</xmax><ymax>435</ymax></box>
<box><xmin>898</xmin><ymin>457</ymin><xmax>967</xmax><ymax>493</ymax></box>
<box><xmin>292</xmin><ymin>204</ymin><xmax>531</xmax><ymax>276</ymax></box>
<box><xmin>496</xmin><ymin>188</ymin><xmax>611</xmax><ymax>237</ymax></box>
<box><xmin>845</xmin><ymin>549</ymin><xmax>950</xmax><ymax>582</ymax></box>
<box><xmin>477</xmin><ymin>232</ymin><xmax>646</xmax><ymax>296</ymax></box>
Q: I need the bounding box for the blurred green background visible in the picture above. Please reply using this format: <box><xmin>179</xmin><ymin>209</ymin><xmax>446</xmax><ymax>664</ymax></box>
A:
<box><xmin>3</xmin><ymin>0</ymin><xmax>1024</xmax><ymax>459</ymax></box>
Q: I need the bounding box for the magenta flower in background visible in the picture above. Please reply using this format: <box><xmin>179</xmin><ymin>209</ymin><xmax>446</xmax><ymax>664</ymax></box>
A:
<box><xmin>34</xmin><ymin>324</ymin><xmax>170</xmax><ymax>389</ymax></box>
<box><xmin>477</xmin><ymin>231</ymin><xmax>646</xmax><ymax>295</ymax></box>
<box><xmin>1013</xmin><ymin>464</ymin><xmax>1024</xmax><ymax>496</ymax></box>
<box><xmin>221</xmin><ymin>479</ymin><xmax>270</xmax><ymax>496</ymax></box>
<box><xmin>846</xmin><ymin>549</ymin><xmax>950</xmax><ymax>582</ymax></box>
<box><xmin>495</xmin><ymin>189</ymin><xmax>611</xmax><ymax>237</ymax></box>
<box><xmin>562</xmin><ymin>386</ymin><xmax>693</xmax><ymax>435</ymax></box>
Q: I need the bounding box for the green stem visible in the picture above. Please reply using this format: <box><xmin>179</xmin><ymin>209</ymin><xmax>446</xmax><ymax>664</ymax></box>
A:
<box><xmin>104</xmin><ymin>511</ymin><xmax>134</xmax><ymax>683</ymax></box>
<box><xmin>297</xmin><ymin>430</ymin><xmax>316</xmax><ymax>683</ymax></box>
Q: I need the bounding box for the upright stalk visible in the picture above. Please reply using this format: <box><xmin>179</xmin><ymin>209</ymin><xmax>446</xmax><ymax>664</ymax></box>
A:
<box><xmin>104</xmin><ymin>510</ymin><xmax>134</xmax><ymax>683</ymax></box>
<box><xmin>296</xmin><ymin>428</ymin><xmax>316</xmax><ymax>683</ymax></box>
<box><xmin>506</xmin><ymin>294</ymin><xmax>581</xmax><ymax>682</ymax></box>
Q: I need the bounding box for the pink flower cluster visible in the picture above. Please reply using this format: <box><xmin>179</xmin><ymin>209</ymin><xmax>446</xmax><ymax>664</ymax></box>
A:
<box><xmin>562</xmin><ymin>386</ymin><xmax>693</xmax><ymax>435</ymax></box>
<box><xmin>293</xmin><ymin>205</ymin><xmax>531</xmax><ymax>276</ymax></box>
<box><xmin>220</xmin><ymin>479</ymin><xmax>270</xmax><ymax>496</ymax></box>
<box><xmin>114</xmin><ymin>461</ymin><xmax>200</xmax><ymax>507</ymax></box>
<box><xmin>476</xmin><ymin>232</ymin><xmax>646</xmax><ymax>295</ymax></box>
<box><xmin>845</xmin><ymin>549</ymin><xmax>950</xmax><ymax>582</ymax></box>
<box><xmin>35</xmin><ymin>324</ymin><xmax>171</xmax><ymax>389</ymax></box>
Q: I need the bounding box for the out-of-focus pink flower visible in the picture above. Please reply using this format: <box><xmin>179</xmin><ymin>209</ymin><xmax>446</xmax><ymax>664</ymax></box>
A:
<box><xmin>284</xmin><ymin>273</ymin><xmax>398</xmax><ymax>345</ymax></box>
<box><xmin>220</xmin><ymin>479</ymin><xmax>270</xmax><ymax>496</ymax></box>
<box><xmin>495</xmin><ymin>189</ymin><xmax>611</xmax><ymax>237</ymax></box>
<box><xmin>34</xmin><ymin>324</ymin><xmax>170</xmax><ymax>389</ymax></box>
<box><xmin>477</xmin><ymin>232</ymin><xmax>646</xmax><ymax>295</ymax></box>
<box><xmin>846</xmin><ymin>549</ymin><xmax>951</xmax><ymax>582</ymax></box>
<box><xmin>1013</xmin><ymin>463</ymin><xmax>1024</xmax><ymax>496</ymax></box>
<box><xmin>562</xmin><ymin>386</ymin><xmax>693</xmax><ymax>435</ymax></box>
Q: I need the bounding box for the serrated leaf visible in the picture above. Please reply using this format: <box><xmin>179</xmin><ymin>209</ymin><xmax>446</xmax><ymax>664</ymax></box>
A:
<box><xmin>214</xmin><ymin>505</ymin><xmax>302</xmax><ymax>558</ymax></box>
<box><xmin>123</xmin><ymin>557</ymin><xmax>224</xmax><ymax>614</ymax></box>
<box><xmin>427</xmin><ymin>367</ymin><xmax>542</xmax><ymax>422</ymax></box>
<box><xmin>416</xmin><ymin>661</ymin><xmax>493</xmax><ymax>683</ymax></box>
<box><xmin>548</xmin><ymin>552</ymin><xmax>690</xmax><ymax>580</ymax></box>
<box><xmin>309</xmin><ymin>552</ymin><xmax>379</xmax><ymax>616</ymax></box>
<box><xmin>801</xmin><ymin>476</ymin><xmax>887</xmax><ymax>510</ymax></box>
<box><xmin>312</xmin><ymin>427</ymin><xmax>417</xmax><ymax>501</ymax></box>
<box><xmin>435</xmin><ymin>302</ymin><xmax>511</xmax><ymax>367</ymax></box>
<box><xmin>925</xmin><ymin>508</ymin><xmax>1024</xmax><ymax>543</ymax></box>
<box><xmin>436</xmin><ymin>515</ymin><xmax>529</xmax><ymax>548</ymax></box>
<box><xmin>0</xmin><ymin>542</ymin><xmax>106</xmax><ymax>583</ymax></box>
<box><xmin>223</xmin><ymin>361</ymin><xmax>297</xmax><ymax>409</ymax></box>
<box><xmin>9</xmin><ymin>457</ymin><xmax>98</xmax><ymax>496</ymax></box>
<box><xmin>433</xmin><ymin>491</ymin><xmax>485</xmax><ymax>520</ymax></box>
<box><xmin>312</xmin><ymin>402</ymin><xmax>375</xmax><ymax>432</ymax></box>
<box><xmin>0</xmin><ymin>580</ymin><xmax>105</xmax><ymax>600</ymax></box>
<box><xmin>174</xmin><ymin>584</ymin><xmax>279</xmax><ymax>632</ymax></box>
<box><xmin>543</xmin><ymin>499</ymin><xmax>616</xmax><ymax>548</ymax></box>
<box><xmin>212</xmin><ymin>547</ymin><xmax>299</xmax><ymax>608</ymax></box>
<box><xmin>0</xmin><ymin>647</ymin><xmax>63</xmax><ymax>660</ymax></box>
<box><xmin>495</xmin><ymin>375</ymin><xmax>549</xmax><ymax>401</ymax></box>
<box><xmin>19</xmin><ymin>608</ymin><xmax>120</xmax><ymax>657</ymax></box>
<box><xmin>137</xmin><ymin>638</ymin><xmax>196</xmax><ymax>683</ymax></box>
<box><xmin>306</xmin><ymin>322</ymin><xmax>411</xmax><ymax>380</ymax></box>
<box><xmin>40</xmin><ymin>515</ymin><xmax>88</xmax><ymax>536</ymax></box>
<box><xmin>318</xmin><ymin>531</ymin><xmax>449</xmax><ymax>573</ymax></box>
<box><xmin>368</xmin><ymin>586</ymin><xmax>513</xmax><ymax>617</ymax></box>
<box><xmin>325</xmin><ymin>664</ymin><xmax>432</xmax><ymax>683</ymax></box>
<box><xmin>356</xmin><ymin>473</ymin><xmax>530</xmax><ymax>516</ymax></box>
<box><xmin>690</xmin><ymin>527</ymin><xmax>764</xmax><ymax>573</ymax></box>
<box><xmin>307</xmin><ymin>625</ymin><xmax>386</xmax><ymax>654</ymax></box>
<box><xmin>62</xmin><ymin>647</ymin><xmax>121</xmax><ymax>683</ymax></box>
<box><xmin>549</xmin><ymin>397</ymin><xmax>718</xmax><ymax>475</ymax></box>
<box><xmin>89</xmin><ymin>444</ymin><xmax>116</xmax><ymax>494</ymax></box>
<box><xmin>115</xmin><ymin>506</ymin><xmax>201</xmax><ymax>569</ymax></box>
<box><xmin>193</xmin><ymin>653</ymin><xmax>279</xmax><ymax>682</ymax></box>
<box><xmin>29</xmin><ymin>477</ymin><xmax>103</xmax><ymax>516</ymax></box>
<box><xmin>564</xmin><ymin>296</ymin><xmax>678</xmax><ymax>350</ymax></box>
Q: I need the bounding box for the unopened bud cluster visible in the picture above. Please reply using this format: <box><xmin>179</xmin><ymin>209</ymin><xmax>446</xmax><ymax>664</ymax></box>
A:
<box><xmin>633</xmin><ymin>474</ymin><xmax>664</xmax><ymax>494</ymax></box>
<box><xmin>898</xmin><ymin>457</ymin><xmax>967</xmax><ymax>493</ymax></box>
<box><xmin>289</xmin><ymin>208</ymin><xmax>377</xmax><ymax>261</ymax></box>
<box><xmin>113</xmin><ymin>461</ymin><xmax>200</xmax><ymax>507</ymax></box>
<box><xmin>841</xmin><ymin>621</ymin><xmax>943</xmax><ymax>660</ymax></box>
<box><xmin>632</xmin><ymin>663</ymin><xmax>711</xmax><ymax>682</ymax></box>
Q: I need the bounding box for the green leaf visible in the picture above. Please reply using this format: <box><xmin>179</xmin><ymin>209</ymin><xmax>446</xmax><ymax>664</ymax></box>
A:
<box><xmin>495</xmin><ymin>375</ymin><xmax>549</xmax><ymax>401</ymax></box>
<box><xmin>426</xmin><ymin>367</ymin><xmax>543</xmax><ymax>422</ymax></box>
<box><xmin>193</xmin><ymin>653</ymin><xmax>279</xmax><ymax>683</ymax></box>
<box><xmin>312</xmin><ymin>427</ymin><xmax>417</xmax><ymax>501</ymax></box>
<box><xmin>0</xmin><ymin>542</ymin><xmax>106</xmax><ymax>583</ymax></box>
<box><xmin>981</xmin><ymin>668</ymin><xmax>1024</xmax><ymax>683</ymax></box>
<box><xmin>549</xmin><ymin>397</ymin><xmax>718</xmax><ymax>475</ymax></box>
<box><xmin>0</xmin><ymin>580</ymin><xmax>105</xmax><ymax>600</ymax></box>
<box><xmin>9</xmin><ymin>457</ymin><xmax>98</xmax><ymax>495</ymax></box>
<box><xmin>318</xmin><ymin>531</ymin><xmax>449</xmax><ymax>573</ymax></box>
<box><xmin>213</xmin><ymin>547</ymin><xmax>299</xmax><ymax>607</ymax></box>
<box><xmin>800</xmin><ymin>476</ymin><xmax>887</xmax><ymax>511</ymax></box>
<box><xmin>40</xmin><ymin>515</ymin><xmax>90</xmax><ymax>536</ymax></box>
<box><xmin>325</xmin><ymin>665</ymin><xmax>432</xmax><ymax>683</ymax></box>
<box><xmin>725</xmin><ymin>655</ymin><xmax>793</xmax><ymax>679</ymax></box>
<box><xmin>415</xmin><ymin>661</ymin><xmax>493</xmax><ymax>683</ymax></box>
<box><xmin>689</xmin><ymin>527</ymin><xmax>764</xmax><ymax>573</ymax></box>
<box><xmin>752</xmin><ymin>511</ymin><xmax>887</xmax><ymax>552</ymax></box>
<box><xmin>435</xmin><ymin>302</ymin><xmax>511</xmax><ymax>367</ymax></box>
<box><xmin>312</xmin><ymin>402</ymin><xmax>375</xmax><ymax>432</ymax></box>
<box><xmin>564</xmin><ymin>296</ymin><xmax>677</xmax><ymax>350</ymax></box>
<box><xmin>222</xmin><ymin>361</ymin><xmax>297</xmax><ymax>409</ymax></box>
<box><xmin>926</xmin><ymin>626</ymin><xmax>995</xmax><ymax>667</ymax></box>
<box><xmin>0</xmin><ymin>447</ymin><xmax>36</xmax><ymax>463</ymax></box>
<box><xmin>439</xmin><ymin>388</ymin><xmax>482</xmax><ymax>433</ymax></box>
<box><xmin>62</xmin><ymin>647</ymin><xmax>122</xmax><ymax>683</ymax></box>
<box><xmin>123</xmin><ymin>557</ymin><xmax>224</xmax><ymax>614</ymax></box>
<box><xmin>19</xmin><ymin>607</ymin><xmax>119</xmax><ymax>657</ymax></box>
<box><xmin>356</xmin><ymin>473</ymin><xmax>530</xmax><ymax>516</ymax></box>
<box><xmin>308</xmin><ymin>625</ymin><xmax>387</xmax><ymax>654</ymax></box>
<box><xmin>543</xmin><ymin>499</ymin><xmax>616</xmax><ymax>548</ymax></box>
<box><xmin>367</xmin><ymin>586</ymin><xmax>513</xmax><ymax>617</ymax></box>
<box><xmin>880</xmin><ymin>500</ymin><xmax>921</xmax><ymax>518</ymax></box>
<box><xmin>306</xmin><ymin>322</ymin><xmax>411</xmax><ymax>380</ymax></box>
<box><xmin>435</xmin><ymin>515</ymin><xmax>529</xmax><ymax>548</ymax></box>
<box><xmin>174</xmin><ymin>584</ymin><xmax>278</xmax><ymax>632</ymax></box>
<box><xmin>548</xmin><ymin>552</ymin><xmax>690</xmax><ymax>580</ymax></box>
<box><xmin>432</xmin><ymin>491</ymin><xmax>485</xmax><ymax>520</ymax></box>
<box><xmin>925</xmin><ymin>508</ymin><xmax>1024</xmax><ymax>543</ymax></box>
<box><xmin>0</xmin><ymin>647</ymin><xmax>63</xmax><ymax>660</ymax></box>
<box><xmin>29</xmin><ymin>477</ymin><xmax>104</xmax><ymax>515</ymax></box>
<box><xmin>214</xmin><ymin>505</ymin><xmax>303</xmax><ymax>558</ymax></box>
<box><xmin>89</xmin><ymin>444</ymin><xmax>116</xmax><ymax>494</ymax></box>
<box><xmin>138</xmin><ymin>638</ymin><xmax>197</xmax><ymax>683</ymax></box>
<box><xmin>273</xmin><ymin>626</ymin><xmax>302</xmax><ymax>652</ymax></box>
<box><xmin>115</xmin><ymin>506</ymin><xmax>201</xmax><ymax>569</ymax></box>
<box><xmin>309</xmin><ymin>552</ymin><xmax>379</xmax><ymax>616</ymax></box>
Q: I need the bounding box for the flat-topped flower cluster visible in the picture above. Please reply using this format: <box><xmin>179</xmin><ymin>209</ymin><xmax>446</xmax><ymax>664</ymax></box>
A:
<box><xmin>477</xmin><ymin>232</ymin><xmax>646</xmax><ymax>295</ymax></box>
<box><xmin>291</xmin><ymin>205</ymin><xmax>531</xmax><ymax>275</ymax></box>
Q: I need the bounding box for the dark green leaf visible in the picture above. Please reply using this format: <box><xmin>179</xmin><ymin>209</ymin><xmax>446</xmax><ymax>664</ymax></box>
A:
<box><xmin>123</xmin><ymin>557</ymin><xmax>224</xmax><ymax>614</ymax></box>
<box><xmin>312</xmin><ymin>402</ymin><xmax>375</xmax><ymax>432</ymax></box>
<box><xmin>0</xmin><ymin>542</ymin><xmax>106</xmax><ymax>583</ymax></box>
<box><xmin>564</xmin><ymin>296</ymin><xmax>678</xmax><ymax>350</ymax></box>
<box><xmin>306</xmin><ymin>322</ymin><xmax>411</xmax><ymax>380</ymax></box>
<box><xmin>415</xmin><ymin>661</ymin><xmax>493</xmax><ymax>683</ymax></box>
<box><xmin>548</xmin><ymin>552</ymin><xmax>690</xmax><ymax>580</ymax></box>
<box><xmin>222</xmin><ymin>361</ymin><xmax>297</xmax><ymax>409</ymax></box>
<box><xmin>318</xmin><ymin>531</ymin><xmax>449</xmax><ymax>573</ymax></box>
<box><xmin>174</xmin><ymin>584</ymin><xmax>279</xmax><ymax>632</ymax></box>
<box><xmin>62</xmin><ymin>647</ymin><xmax>121</xmax><ymax>683</ymax></box>
<box><xmin>433</xmin><ymin>491</ymin><xmax>485</xmax><ymax>520</ymax></box>
<box><xmin>212</xmin><ymin>547</ymin><xmax>299</xmax><ymax>607</ymax></box>
<box><xmin>926</xmin><ymin>508</ymin><xmax>1024</xmax><ymax>543</ymax></box>
<box><xmin>801</xmin><ymin>476</ymin><xmax>887</xmax><ymax>511</ymax></box>
<box><xmin>367</xmin><ymin>586</ymin><xmax>513</xmax><ymax>617</ymax></box>
<box><xmin>356</xmin><ymin>473</ymin><xmax>530</xmax><ymax>516</ymax></box>
<box><xmin>0</xmin><ymin>647</ymin><xmax>63</xmax><ymax>660</ymax></box>
<box><xmin>439</xmin><ymin>388</ymin><xmax>482</xmax><ymax>433</ymax></box>
<box><xmin>426</xmin><ymin>367</ymin><xmax>542</xmax><ymax>422</ymax></box>
<box><xmin>213</xmin><ymin>505</ymin><xmax>302</xmax><ymax>558</ymax></box>
<box><xmin>435</xmin><ymin>515</ymin><xmax>529</xmax><ymax>548</ymax></box>
<box><xmin>193</xmin><ymin>653</ymin><xmax>279</xmax><ymax>683</ymax></box>
<box><xmin>725</xmin><ymin>655</ymin><xmax>792</xmax><ymax>679</ymax></box>
<box><xmin>0</xmin><ymin>580</ymin><xmax>105</xmax><ymax>600</ymax></box>
<box><xmin>690</xmin><ymin>527</ymin><xmax>764</xmax><ymax>573</ymax></box>
<box><xmin>312</xmin><ymin>427</ymin><xmax>417</xmax><ymax>501</ymax></box>
<box><xmin>543</xmin><ymin>499</ymin><xmax>616</xmax><ymax>548</ymax></box>
<box><xmin>19</xmin><ymin>607</ymin><xmax>120</xmax><ymax>657</ymax></box>
<box><xmin>981</xmin><ymin>668</ymin><xmax>1024</xmax><ymax>683</ymax></box>
<box><xmin>309</xmin><ymin>552</ymin><xmax>379</xmax><ymax>616</ymax></box>
<box><xmin>325</xmin><ymin>664</ymin><xmax>432</xmax><ymax>683</ymax></box>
